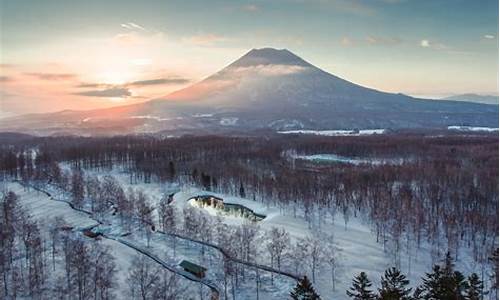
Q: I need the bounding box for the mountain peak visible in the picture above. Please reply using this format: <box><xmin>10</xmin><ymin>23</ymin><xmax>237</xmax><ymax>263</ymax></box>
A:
<box><xmin>228</xmin><ymin>47</ymin><xmax>312</xmax><ymax>68</ymax></box>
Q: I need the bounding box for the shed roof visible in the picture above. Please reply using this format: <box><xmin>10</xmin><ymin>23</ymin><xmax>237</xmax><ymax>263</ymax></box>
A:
<box><xmin>180</xmin><ymin>260</ymin><xmax>207</xmax><ymax>273</ymax></box>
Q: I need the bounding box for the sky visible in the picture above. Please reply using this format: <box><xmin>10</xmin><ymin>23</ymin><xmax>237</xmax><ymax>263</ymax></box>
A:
<box><xmin>0</xmin><ymin>0</ymin><xmax>498</xmax><ymax>116</ymax></box>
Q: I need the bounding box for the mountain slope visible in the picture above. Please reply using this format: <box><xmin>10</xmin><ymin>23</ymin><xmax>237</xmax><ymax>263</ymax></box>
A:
<box><xmin>441</xmin><ymin>93</ymin><xmax>498</xmax><ymax>105</ymax></box>
<box><xmin>0</xmin><ymin>48</ymin><xmax>497</xmax><ymax>135</ymax></box>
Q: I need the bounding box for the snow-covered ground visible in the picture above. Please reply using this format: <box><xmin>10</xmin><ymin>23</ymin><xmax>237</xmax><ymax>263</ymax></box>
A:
<box><xmin>82</xmin><ymin>167</ymin><xmax>491</xmax><ymax>299</ymax></box>
<box><xmin>278</xmin><ymin>129</ymin><xmax>386</xmax><ymax>136</ymax></box>
<box><xmin>8</xmin><ymin>165</ymin><xmax>493</xmax><ymax>299</ymax></box>
<box><xmin>173</xmin><ymin>187</ymin><xmax>487</xmax><ymax>299</ymax></box>
<box><xmin>220</xmin><ymin>117</ymin><xmax>239</xmax><ymax>126</ymax></box>
<box><xmin>290</xmin><ymin>153</ymin><xmax>406</xmax><ymax>165</ymax></box>
<box><xmin>2</xmin><ymin>181</ymin><xmax>210</xmax><ymax>299</ymax></box>
<box><xmin>447</xmin><ymin>125</ymin><xmax>499</xmax><ymax>132</ymax></box>
<box><xmin>4</xmin><ymin>182</ymin><xmax>97</xmax><ymax>231</ymax></box>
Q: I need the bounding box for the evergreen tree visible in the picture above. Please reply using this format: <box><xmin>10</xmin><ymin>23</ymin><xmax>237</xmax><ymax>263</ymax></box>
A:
<box><xmin>489</xmin><ymin>248</ymin><xmax>499</xmax><ymax>297</ymax></box>
<box><xmin>378</xmin><ymin>267</ymin><xmax>412</xmax><ymax>300</ymax></box>
<box><xmin>239</xmin><ymin>182</ymin><xmax>246</xmax><ymax>198</ymax></box>
<box><xmin>347</xmin><ymin>272</ymin><xmax>376</xmax><ymax>300</ymax></box>
<box><xmin>451</xmin><ymin>271</ymin><xmax>468</xmax><ymax>299</ymax></box>
<box><xmin>465</xmin><ymin>273</ymin><xmax>483</xmax><ymax>300</ymax></box>
<box><xmin>419</xmin><ymin>252</ymin><xmax>467</xmax><ymax>300</ymax></box>
<box><xmin>412</xmin><ymin>287</ymin><xmax>425</xmax><ymax>300</ymax></box>
<box><xmin>290</xmin><ymin>276</ymin><xmax>321</xmax><ymax>300</ymax></box>
<box><xmin>441</xmin><ymin>252</ymin><xmax>467</xmax><ymax>299</ymax></box>
<box><xmin>420</xmin><ymin>265</ymin><xmax>443</xmax><ymax>299</ymax></box>
<box><xmin>168</xmin><ymin>161</ymin><xmax>176</xmax><ymax>181</ymax></box>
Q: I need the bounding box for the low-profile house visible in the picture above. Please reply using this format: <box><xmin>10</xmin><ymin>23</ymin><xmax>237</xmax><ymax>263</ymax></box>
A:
<box><xmin>195</xmin><ymin>195</ymin><xmax>224</xmax><ymax>208</ymax></box>
<box><xmin>179</xmin><ymin>260</ymin><xmax>207</xmax><ymax>278</ymax></box>
<box><xmin>224</xmin><ymin>203</ymin><xmax>266</xmax><ymax>221</ymax></box>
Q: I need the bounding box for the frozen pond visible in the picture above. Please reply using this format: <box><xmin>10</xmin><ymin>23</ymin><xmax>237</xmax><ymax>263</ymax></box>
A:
<box><xmin>292</xmin><ymin>154</ymin><xmax>406</xmax><ymax>165</ymax></box>
<box><xmin>278</xmin><ymin>129</ymin><xmax>385</xmax><ymax>136</ymax></box>
<box><xmin>447</xmin><ymin>125</ymin><xmax>498</xmax><ymax>132</ymax></box>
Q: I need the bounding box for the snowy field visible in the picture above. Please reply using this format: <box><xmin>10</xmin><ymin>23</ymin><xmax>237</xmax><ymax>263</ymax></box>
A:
<box><xmin>78</xmin><ymin>167</ymin><xmax>490</xmax><ymax>299</ymax></box>
<box><xmin>447</xmin><ymin>125</ymin><xmax>499</xmax><ymax>132</ymax></box>
<box><xmin>3</xmin><ymin>182</ymin><xmax>97</xmax><ymax>231</ymax></box>
<box><xmin>2</xmin><ymin>181</ymin><xmax>211</xmax><ymax>299</ymax></box>
<box><xmin>278</xmin><ymin>129</ymin><xmax>386</xmax><ymax>136</ymax></box>
<box><xmin>6</xmin><ymin>164</ymin><xmax>494</xmax><ymax>299</ymax></box>
<box><xmin>290</xmin><ymin>153</ymin><xmax>407</xmax><ymax>166</ymax></box>
<box><xmin>173</xmin><ymin>187</ymin><xmax>487</xmax><ymax>299</ymax></box>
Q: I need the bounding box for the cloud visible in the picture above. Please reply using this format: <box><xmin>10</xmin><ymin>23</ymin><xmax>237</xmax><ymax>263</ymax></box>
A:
<box><xmin>230</xmin><ymin>64</ymin><xmax>309</xmax><ymax>77</ymax></box>
<box><xmin>121</xmin><ymin>22</ymin><xmax>147</xmax><ymax>31</ymax></box>
<box><xmin>0</xmin><ymin>63</ymin><xmax>17</xmax><ymax>69</ymax></box>
<box><xmin>129</xmin><ymin>78</ymin><xmax>190</xmax><ymax>86</ymax></box>
<box><xmin>341</xmin><ymin>36</ymin><xmax>401</xmax><ymax>47</ymax></box>
<box><xmin>242</xmin><ymin>4</ymin><xmax>259</xmax><ymax>11</ymax></box>
<box><xmin>25</xmin><ymin>72</ymin><xmax>77</xmax><ymax>80</ymax></box>
<box><xmin>182</xmin><ymin>34</ymin><xmax>227</xmax><ymax>46</ymax></box>
<box><xmin>76</xmin><ymin>83</ymin><xmax>104</xmax><ymax>88</ymax></box>
<box><xmin>340</xmin><ymin>37</ymin><xmax>355</xmax><ymax>47</ymax></box>
<box><xmin>420</xmin><ymin>39</ymin><xmax>448</xmax><ymax>50</ymax></box>
<box><xmin>74</xmin><ymin>87</ymin><xmax>131</xmax><ymax>98</ymax></box>
<box><xmin>113</xmin><ymin>32</ymin><xmax>143</xmax><ymax>46</ymax></box>
<box><xmin>484</xmin><ymin>34</ymin><xmax>495</xmax><ymax>39</ymax></box>
<box><xmin>0</xmin><ymin>76</ymin><xmax>13</xmax><ymax>82</ymax></box>
<box><xmin>76</xmin><ymin>77</ymin><xmax>191</xmax><ymax>89</ymax></box>
<box><xmin>365</xmin><ymin>36</ymin><xmax>401</xmax><ymax>46</ymax></box>
<box><xmin>327</xmin><ymin>0</ymin><xmax>376</xmax><ymax>16</ymax></box>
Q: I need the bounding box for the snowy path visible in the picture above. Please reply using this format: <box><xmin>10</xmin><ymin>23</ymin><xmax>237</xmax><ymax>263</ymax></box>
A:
<box><xmin>156</xmin><ymin>229</ymin><xmax>301</xmax><ymax>282</ymax></box>
<box><xmin>101</xmin><ymin>234</ymin><xmax>220</xmax><ymax>299</ymax></box>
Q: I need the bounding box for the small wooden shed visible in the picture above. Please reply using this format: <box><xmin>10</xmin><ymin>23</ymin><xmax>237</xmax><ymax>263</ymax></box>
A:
<box><xmin>180</xmin><ymin>260</ymin><xmax>207</xmax><ymax>278</ymax></box>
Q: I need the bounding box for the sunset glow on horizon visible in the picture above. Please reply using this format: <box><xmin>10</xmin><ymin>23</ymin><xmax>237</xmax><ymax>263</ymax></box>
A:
<box><xmin>1</xmin><ymin>0</ymin><xmax>498</xmax><ymax>116</ymax></box>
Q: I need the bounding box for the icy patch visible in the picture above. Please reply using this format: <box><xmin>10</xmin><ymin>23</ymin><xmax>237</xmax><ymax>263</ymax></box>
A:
<box><xmin>447</xmin><ymin>125</ymin><xmax>498</xmax><ymax>132</ymax></box>
<box><xmin>268</xmin><ymin>119</ymin><xmax>305</xmax><ymax>130</ymax></box>
<box><xmin>279</xmin><ymin>129</ymin><xmax>385</xmax><ymax>136</ymax></box>
<box><xmin>292</xmin><ymin>154</ymin><xmax>406</xmax><ymax>165</ymax></box>
<box><xmin>130</xmin><ymin>115</ymin><xmax>173</xmax><ymax>122</ymax></box>
<box><xmin>220</xmin><ymin>117</ymin><xmax>238</xmax><ymax>126</ymax></box>
<box><xmin>192</xmin><ymin>113</ymin><xmax>214</xmax><ymax>118</ymax></box>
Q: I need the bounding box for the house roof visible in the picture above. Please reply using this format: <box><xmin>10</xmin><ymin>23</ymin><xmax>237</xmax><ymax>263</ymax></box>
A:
<box><xmin>198</xmin><ymin>194</ymin><xmax>223</xmax><ymax>201</ymax></box>
<box><xmin>180</xmin><ymin>260</ymin><xmax>207</xmax><ymax>273</ymax></box>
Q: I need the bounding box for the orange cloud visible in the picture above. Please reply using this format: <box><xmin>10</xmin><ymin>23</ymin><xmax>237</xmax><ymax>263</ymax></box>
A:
<box><xmin>24</xmin><ymin>72</ymin><xmax>77</xmax><ymax>80</ymax></box>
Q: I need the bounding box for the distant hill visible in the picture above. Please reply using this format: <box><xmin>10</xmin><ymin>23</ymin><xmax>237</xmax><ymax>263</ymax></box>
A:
<box><xmin>0</xmin><ymin>48</ymin><xmax>497</xmax><ymax>136</ymax></box>
<box><xmin>0</xmin><ymin>132</ymin><xmax>35</xmax><ymax>143</ymax></box>
<box><xmin>442</xmin><ymin>94</ymin><xmax>498</xmax><ymax>105</ymax></box>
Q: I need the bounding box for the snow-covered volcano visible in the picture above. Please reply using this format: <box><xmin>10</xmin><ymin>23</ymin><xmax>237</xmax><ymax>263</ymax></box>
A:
<box><xmin>146</xmin><ymin>47</ymin><xmax>498</xmax><ymax>131</ymax></box>
<box><xmin>1</xmin><ymin>48</ymin><xmax>498</xmax><ymax>135</ymax></box>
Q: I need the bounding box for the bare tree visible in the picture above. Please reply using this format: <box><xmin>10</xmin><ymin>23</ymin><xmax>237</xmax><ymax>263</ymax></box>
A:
<box><xmin>324</xmin><ymin>241</ymin><xmax>338</xmax><ymax>292</ymax></box>
<box><xmin>266</xmin><ymin>227</ymin><xmax>290</xmax><ymax>271</ymax></box>
<box><xmin>85</xmin><ymin>175</ymin><xmax>101</xmax><ymax>213</ymax></box>
<box><xmin>152</xmin><ymin>269</ymin><xmax>185</xmax><ymax>300</ymax></box>
<box><xmin>127</xmin><ymin>255</ymin><xmax>160</xmax><ymax>300</ymax></box>
<box><xmin>89</xmin><ymin>242</ymin><xmax>117</xmax><ymax>300</ymax></box>
<box><xmin>71</xmin><ymin>168</ymin><xmax>85</xmax><ymax>209</ymax></box>
<box><xmin>48</xmin><ymin>216</ymin><xmax>66</xmax><ymax>271</ymax></box>
<box><xmin>135</xmin><ymin>190</ymin><xmax>154</xmax><ymax>247</ymax></box>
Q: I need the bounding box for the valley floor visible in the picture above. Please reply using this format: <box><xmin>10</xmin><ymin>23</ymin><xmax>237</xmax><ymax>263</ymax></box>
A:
<box><xmin>4</xmin><ymin>164</ymin><xmax>494</xmax><ymax>299</ymax></box>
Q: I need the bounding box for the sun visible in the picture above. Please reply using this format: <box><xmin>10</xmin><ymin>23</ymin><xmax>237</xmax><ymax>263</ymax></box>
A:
<box><xmin>98</xmin><ymin>71</ymin><xmax>131</xmax><ymax>85</ymax></box>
